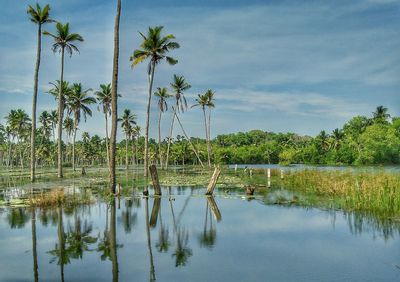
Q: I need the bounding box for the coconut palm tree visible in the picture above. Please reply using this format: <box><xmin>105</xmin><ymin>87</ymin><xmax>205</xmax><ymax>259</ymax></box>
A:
<box><xmin>205</xmin><ymin>89</ymin><xmax>215</xmax><ymax>164</ymax></box>
<box><xmin>165</xmin><ymin>75</ymin><xmax>191</xmax><ymax>169</ymax></box>
<box><xmin>373</xmin><ymin>105</ymin><xmax>390</xmax><ymax>124</ymax></box>
<box><xmin>65</xmin><ymin>83</ymin><xmax>95</xmax><ymax>172</ymax></box>
<box><xmin>130</xmin><ymin>26</ymin><xmax>180</xmax><ymax>177</ymax></box>
<box><xmin>118</xmin><ymin>109</ymin><xmax>137</xmax><ymax>171</ymax></box>
<box><xmin>109</xmin><ymin>0</ymin><xmax>121</xmax><ymax>194</ymax></box>
<box><xmin>95</xmin><ymin>83</ymin><xmax>112</xmax><ymax>170</ymax></box>
<box><xmin>27</xmin><ymin>3</ymin><xmax>53</xmax><ymax>182</ymax></box>
<box><xmin>331</xmin><ymin>128</ymin><xmax>344</xmax><ymax>150</ymax></box>
<box><xmin>44</xmin><ymin>22</ymin><xmax>84</xmax><ymax>178</ymax></box>
<box><xmin>39</xmin><ymin>111</ymin><xmax>52</xmax><ymax>143</ymax></box>
<box><xmin>6</xmin><ymin>109</ymin><xmax>31</xmax><ymax>169</ymax></box>
<box><xmin>154</xmin><ymin>87</ymin><xmax>172</xmax><ymax>168</ymax></box>
<box><xmin>192</xmin><ymin>93</ymin><xmax>211</xmax><ymax>168</ymax></box>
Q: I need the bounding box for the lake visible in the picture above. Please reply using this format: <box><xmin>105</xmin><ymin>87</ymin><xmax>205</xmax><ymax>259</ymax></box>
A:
<box><xmin>0</xmin><ymin>184</ymin><xmax>399</xmax><ymax>282</ymax></box>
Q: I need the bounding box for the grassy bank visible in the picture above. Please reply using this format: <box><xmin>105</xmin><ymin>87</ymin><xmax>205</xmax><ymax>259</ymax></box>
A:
<box><xmin>280</xmin><ymin>170</ymin><xmax>400</xmax><ymax>217</ymax></box>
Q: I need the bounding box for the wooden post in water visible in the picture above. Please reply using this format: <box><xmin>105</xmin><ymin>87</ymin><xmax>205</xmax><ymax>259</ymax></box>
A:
<box><xmin>267</xmin><ymin>168</ymin><xmax>271</xmax><ymax>188</ymax></box>
<box><xmin>149</xmin><ymin>165</ymin><xmax>162</xmax><ymax>196</ymax></box>
<box><xmin>234</xmin><ymin>164</ymin><xmax>238</xmax><ymax>173</ymax></box>
<box><xmin>250</xmin><ymin>169</ymin><xmax>253</xmax><ymax>177</ymax></box>
<box><xmin>205</xmin><ymin>167</ymin><xmax>221</xmax><ymax>195</ymax></box>
<box><xmin>280</xmin><ymin>169</ymin><xmax>284</xmax><ymax>179</ymax></box>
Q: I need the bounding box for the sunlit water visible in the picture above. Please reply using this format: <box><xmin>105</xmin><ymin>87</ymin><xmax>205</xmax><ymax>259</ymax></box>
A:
<box><xmin>0</xmin><ymin>186</ymin><xmax>399</xmax><ymax>282</ymax></box>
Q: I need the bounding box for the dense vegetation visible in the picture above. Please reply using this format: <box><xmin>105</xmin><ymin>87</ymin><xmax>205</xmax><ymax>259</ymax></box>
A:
<box><xmin>0</xmin><ymin>105</ymin><xmax>398</xmax><ymax>169</ymax></box>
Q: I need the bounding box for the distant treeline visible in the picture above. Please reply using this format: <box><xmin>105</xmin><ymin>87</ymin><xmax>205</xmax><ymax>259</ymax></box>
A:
<box><xmin>0</xmin><ymin>106</ymin><xmax>399</xmax><ymax>167</ymax></box>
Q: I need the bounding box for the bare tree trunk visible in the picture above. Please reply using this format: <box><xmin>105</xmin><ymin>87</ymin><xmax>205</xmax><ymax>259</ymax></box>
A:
<box><xmin>57</xmin><ymin>48</ymin><xmax>65</xmax><ymax>178</ymax></box>
<box><xmin>144</xmin><ymin>61</ymin><xmax>156</xmax><ymax>178</ymax></box>
<box><xmin>31</xmin><ymin>24</ymin><xmax>42</xmax><ymax>182</ymax></box>
<box><xmin>109</xmin><ymin>0</ymin><xmax>121</xmax><ymax>193</ymax></box>
<box><xmin>174</xmin><ymin>110</ymin><xmax>204</xmax><ymax>168</ymax></box>
<box><xmin>165</xmin><ymin>106</ymin><xmax>177</xmax><ymax>170</ymax></box>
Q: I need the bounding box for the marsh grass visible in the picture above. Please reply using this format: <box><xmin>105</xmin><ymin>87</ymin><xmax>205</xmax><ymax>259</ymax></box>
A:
<box><xmin>28</xmin><ymin>189</ymin><xmax>93</xmax><ymax>207</ymax></box>
<box><xmin>281</xmin><ymin>169</ymin><xmax>400</xmax><ymax>217</ymax></box>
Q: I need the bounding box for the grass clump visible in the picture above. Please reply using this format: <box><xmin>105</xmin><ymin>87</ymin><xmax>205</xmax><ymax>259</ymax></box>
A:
<box><xmin>281</xmin><ymin>169</ymin><xmax>400</xmax><ymax>217</ymax></box>
<box><xmin>28</xmin><ymin>189</ymin><xmax>93</xmax><ymax>207</ymax></box>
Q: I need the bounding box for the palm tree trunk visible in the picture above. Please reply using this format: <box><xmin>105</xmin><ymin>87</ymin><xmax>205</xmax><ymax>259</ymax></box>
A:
<box><xmin>72</xmin><ymin>123</ymin><xmax>77</xmax><ymax>172</ymax></box>
<box><xmin>105</xmin><ymin>113</ymin><xmax>110</xmax><ymax>172</ymax></box>
<box><xmin>30</xmin><ymin>24</ymin><xmax>42</xmax><ymax>182</ymax></box>
<box><xmin>202</xmin><ymin>107</ymin><xmax>211</xmax><ymax>168</ymax></box>
<box><xmin>157</xmin><ymin>110</ymin><xmax>163</xmax><ymax>169</ymax></box>
<box><xmin>109</xmin><ymin>0</ymin><xmax>121</xmax><ymax>193</ymax></box>
<box><xmin>144</xmin><ymin>60</ymin><xmax>156</xmax><ymax>178</ymax></box>
<box><xmin>174</xmin><ymin>111</ymin><xmax>204</xmax><ymax>168</ymax></box>
<box><xmin>125</xmin><ymin>133</ymin><xmax>129</xmax><ymax>171</ymax></box>
<box><xmin>165</xmin><ymin>106</ymin><xmax>177</xmax><ymax>170</ymax></box>
<box><xmin>131</xmin><ymin>137</ymin><xmax>135</xmax><ymax>168</ymax></box>
<box><xmin>57</xmin><ymin>47</ymin><xmax>65</xmax><ymax>178</ymax></box>
<box><xmin>207</xmin><ymin>108</ymin><xmax>212</xmax><ymax>166</ymax></box>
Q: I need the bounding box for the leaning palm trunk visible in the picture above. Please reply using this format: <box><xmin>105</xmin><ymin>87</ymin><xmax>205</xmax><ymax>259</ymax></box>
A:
<box><xmin>31</xmin><ymin>24</ymin><xmax>42</xmax><ymax>182</ymax></box>
<box><xmin>144</xmin><ymin>61</ymin><xmax>156</xmax><ymax>178</ymax></box>
<box><xmin>57</xmin><ymin>48</ymin><xmax>65</xmax><ymax>178</ymax></box>
<box><xmin>157</xmin><ymin>110</ymin><xmax>163</xmax><ymax>169</ymax></box>
<box><xmin>174</xmin><ymin>110</ymin><xmax>204</xmax><ymax>168</ymax></box>
<box><xmin>202</xmin><ymin>107</ymin><xmax>211</xmax><ymax>168</ymax></box>
<box><xmin>109</xmin><ymin>0</ymin><xmax>121</xmax><ymax>193</ymax></box>
<box><xmin>165</xmin><ymin>106</ymin><xmax>177</xmax><ymax>170</ymax></box>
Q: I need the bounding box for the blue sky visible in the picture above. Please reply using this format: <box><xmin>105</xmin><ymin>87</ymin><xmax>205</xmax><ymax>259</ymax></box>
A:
<box><xmin>0</xmin><ymin>0</ymin><xmax>399</xmax><ymax>140</ymax></box>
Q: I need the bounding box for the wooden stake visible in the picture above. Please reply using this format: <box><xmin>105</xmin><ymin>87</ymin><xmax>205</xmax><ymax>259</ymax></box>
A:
<box><xmin>205</xmin><ymin>167</ymin><xmax>221</xmax><ymax>195</ymax></box>
<box><xmin>280</xmin><ymin>169</ymin><xmax>284</xmax><ymax>179</ymax></box>
<box><xmin>149</xmin><ymin>165</ymin><xmax>162</xmax><ymax>196</ymax></box>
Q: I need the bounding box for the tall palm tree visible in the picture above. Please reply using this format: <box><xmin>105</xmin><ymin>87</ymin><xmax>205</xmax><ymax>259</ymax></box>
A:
<box><xmin>373</xmin><ymin>105</ymin><xmax>390</xmax><ymax>123</ymax></box>
<box><xmin>44</xmin><ymin>22</ymin><xmax>84</xmax><ymax>178</ymax></box>
<box><xmin>27</xmin><ymin>3</ymin><xmax>53</xmax><ymax>182</ymax></box>
<box><xmin>118</xmin><ymin>109</ymin><xmax>136</xmax><ymax>171</ymax></box>
<box><xmin>154</xmin><ymin>87</ymin><xmax>172</xmax><ymax>168</ymax></box>
<box><xmin>65</xmin><ymin>83</ymin><xmax>95</xmax><ymax>172</ymax></box>
<box><xmin>95</xmin><ymin>83</ymin><xmax>112</xmax><ymax>170</ymax></box>
<box><xmin>192</xmin><ymin>93</ymin><xmax>211</xmax><ymax>168</ymax></box>
<box><xmin>165</xmin><ymin>75</ymin><xmax>190</xmax><ymax>169</ymax></box>
<box><xmin>109</xmin><ymin>0</ymin><xmax>121</xmax><ymax>194</ymax></box>
<box><xmin>205</xmin><ymin>90</ymin><xmax>215</xmax><ymax>165</ymax></box>
<box><xmin>130</xmin><ymin>26</ymin><xmax>180</xmax><ymax>177</ymax></box>
<box><xmin>331</xmin><ymin>128</ymin><xmax>344</xmax><ymax>150</ymax></box>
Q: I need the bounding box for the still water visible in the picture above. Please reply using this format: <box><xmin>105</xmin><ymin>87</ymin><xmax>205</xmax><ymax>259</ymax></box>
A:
<box><xmin>0</xmin><ymin>186</ymin><xmax>399</xmax><ymax>282</ymax></box>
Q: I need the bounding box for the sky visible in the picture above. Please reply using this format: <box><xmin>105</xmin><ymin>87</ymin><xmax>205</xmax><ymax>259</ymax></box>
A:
<box><xmin>0</xmin><ymin>0</ymin><xmax>399</xmax><ymax>141</ymax></box>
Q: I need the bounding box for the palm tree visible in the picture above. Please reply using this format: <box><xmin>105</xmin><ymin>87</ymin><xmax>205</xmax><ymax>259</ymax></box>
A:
<box><xmin>65</xmin><ymin>83</ymin><xmax>95</xmax><ymax>172</ymax></box>
<box><xmin>39</xmin><ymin>111</ymin><xmax>52</xmax><ymax>143</ymax></box>
<box><xmin>205</xmin><ymin>90</ymin><xmax>215</xmax><ymax>165</ymax></box>
<box><xmin>130</xmin><ymin>26</ymin><xmax>180</xmax><ymax>177</ymax></box>
<box><xmin>192</xmin><ymin>93</ymin><xmax>211</xmax><ymax>168</ymax></box>
<box><xmin>48</xmin><ymin>110</ymin><xmax>58</xmax><ymax>142</ymax></box>
<box><xmin>331</xmin><ymin>128</ymin><xmax>344</xmax><ymax>150</ymax></box>
<box><xmin>95</xmin><ymin>83</ymin><xmax>112</xmax><ymax>170</ymax></box>
<box><xmin>44</xmin><ymin>22</ymin><xmax>84</xmax><ymax>178</ymax></box>
<box><xmin>27</xmin><ymin>3</ymin><xmax>53</xmax><ymax>182</ymax></box>
<box><xmin>118</xmin><ymin>109</ymin><xmax>136</xmax><ymax>171</ymax></box>
<box><xmin>165</xmin><ymin>75</ymin><xmax>190</xmax><ymax>169</ymax></box>
<box><xmin>154</xmin><ymin>87</ymin><xmax>172</xmax><ymax>168</ymax></box>
<box><xmin>373</xmin><ymin>105</ymin><xmax>390</xmax><ymax>123</ymax></box>
<box><xmin>109</xmin><ymin>0</ymin><xmax>121</xmax><ymax>194</ymax></box>
<box><xmin>6</xmin><ymin>109</ymin><xmax>31</xmax><ymax>169</ymax></box>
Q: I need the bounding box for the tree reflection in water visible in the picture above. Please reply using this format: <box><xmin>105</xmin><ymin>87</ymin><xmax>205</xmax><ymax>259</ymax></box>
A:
<box><xmin>198</xmin><ymin>197</ymin><xmax>221</xmax><ymax>249</ymax></box>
